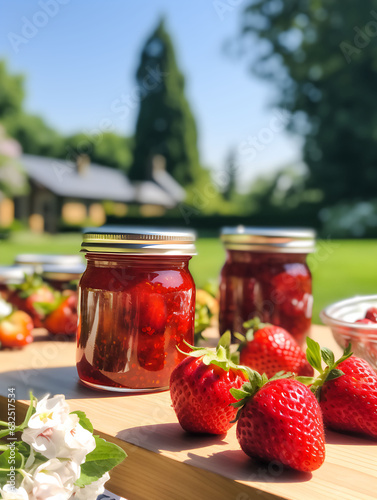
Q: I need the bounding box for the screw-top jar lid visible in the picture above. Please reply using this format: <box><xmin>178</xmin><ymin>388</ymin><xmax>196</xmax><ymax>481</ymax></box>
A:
<box><xmin>221</xmin><ymin>226</ymin><xmax>316</xmax><ymax>253</ymax></box>
<box><xmin>0</xmin><ymin>265</ymin><xmax>34</xmax><ymax>284</ymax></box>
<box><xmin>81</xmin><ymin>226</ymin><xmax>197</xmax><ymax>256</ymax></box>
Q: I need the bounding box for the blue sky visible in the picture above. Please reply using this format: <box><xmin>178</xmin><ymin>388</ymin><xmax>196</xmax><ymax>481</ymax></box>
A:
<box><xmin>0</xmin><ymin>0</ymin><xmax>301</xmax><ymax>187</ymax></box>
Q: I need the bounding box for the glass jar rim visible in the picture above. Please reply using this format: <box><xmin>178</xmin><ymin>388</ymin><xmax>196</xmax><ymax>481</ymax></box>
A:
<box><xmin>221</xmin><ymin>226</ymin><xmax>316</xmax><ymax>253</ymax></box>
<box><xmin>81</xmin><ymin>226</ymin><xmax>197</xmax><ymax>256</ymax></box>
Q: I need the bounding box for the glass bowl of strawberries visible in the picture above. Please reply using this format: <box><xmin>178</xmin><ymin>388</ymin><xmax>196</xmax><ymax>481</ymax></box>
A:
<box><xmin>320</xmin><ymin>295</ymin><xmax>377</xmax><ymax>370</ymax></box>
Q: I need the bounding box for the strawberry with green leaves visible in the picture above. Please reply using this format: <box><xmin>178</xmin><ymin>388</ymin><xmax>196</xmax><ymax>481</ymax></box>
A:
<box><xmin>42</xmin><ymin>291</ymin><xmax>78</xmax><ymax>336</ymax></box>
<box><xmin>8</xmin><ymin>273</ymin><xmax>56</xmax><ymax>328</ymax></box>
<box><xmin>304</xmin><ymin>338</ymin><xmax>377</xmax><ymax>439</ymax></box>
<box><xmin>170</xmin><ymin>332</ymin><xmax>248</xmax><ymax>435</ymax></box>
<box><xmin>230</xmin><ymin>370</ymin><xmax>325</xmax><ymax>472</ymax></box>
<box><xmin>236</xmin><ymin>318</ymin><xmax>313</xmax><ymax>378</ymax></box>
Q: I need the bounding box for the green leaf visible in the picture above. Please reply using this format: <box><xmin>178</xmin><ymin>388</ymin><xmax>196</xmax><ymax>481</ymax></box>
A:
<box><xmin>325</xmin><ymin>369</ymin><xmax>344</xmax><ymax>382</ymax></box>
<box><xmin>336</xmin><ymin>343</ymin><xmax>353</xmax><ymax>366</ymax></box>
<box><xmin>218</xmin><ymin>331</ymin><xmax>231</xmax><ymax>350</ymax></box>
<box><xmin>70</xmin><ymin>411</ymin><xmax>94</xmax><ymax>434</ymax></box>
<box><xmin>245</xmin><ymin>329</ymin><xmax>255</xmax><ymax>342</ymax></box>
<box><xmin>229</xmin><ymin>388</ymin><xmax>251</xmax><ymax>400</ymax></box>
<box><xmin>321</xmin><ymin>347</ymin><xmax>335</xmax><ymax>368</ymax></box>
<box><xmin>296</xmin><ymin>376</ymin><xmax>315</xmax><ymax>385</ymax></box>
<box><xmin>75</xmin><ymin>436</ymin><xmax>126</xmax><ymax>488</ymax></box>
<box><xmin>233</xmin><ymin>332</ymin><xmax>245</xmax><ymax>343</ymax></box>
<box><xmin>210</xmin><ymin>359</ymin><xmax>230</xmax><ymax>370</ymax></box>
<box><xmin>0</xmin><ymin>448</ymin><xmax>24</xmax><ymax>470</ymax></box>
<box><xmin>230</xmin><ymin>351</ymin><xmax>240</xmax><ymax>364</ymax></box>
<box><xmin>306</xmin><ymin>337</ymin><xmax>323</xmax><ymax>373</ymax></box>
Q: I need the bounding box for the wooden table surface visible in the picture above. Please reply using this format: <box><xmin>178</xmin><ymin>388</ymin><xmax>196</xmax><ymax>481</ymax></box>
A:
<box><xmin>0</xmin><ymin>326</ymin><xmax>376</xmax><ymax>500</ymax></box>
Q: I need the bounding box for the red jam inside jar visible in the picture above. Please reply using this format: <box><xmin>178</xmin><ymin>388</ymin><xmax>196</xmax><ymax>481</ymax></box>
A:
<box><xmin>219</xmin><ymin>227</ymin><xmax>315</xmax><ymax>344</ymax></box>
<box><xmin>77</xmin><ymin>227</ymin><xmax>196</xmax><ymax>392</ymax></box>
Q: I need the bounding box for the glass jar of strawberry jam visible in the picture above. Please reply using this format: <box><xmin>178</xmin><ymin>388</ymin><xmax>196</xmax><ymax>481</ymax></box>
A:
<box><xmin>77</xmin><ymin>227</ymin><xmax>196</xmax><ymax>392</ymax></box>
<box><xmin>219</xmin><ymin>227</ymin><xmax>315</xmax><ymax>344</ymax></box>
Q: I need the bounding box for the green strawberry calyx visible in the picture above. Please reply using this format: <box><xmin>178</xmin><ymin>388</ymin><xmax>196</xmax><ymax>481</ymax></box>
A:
<box><xmin>11</xmin><ymin>273</ymin><xmax>49</xmax><ymax>298</ymax></box>
<box><xmin>178</xmin><ymin>331</ymin><xmax>242</xmax><ymax>372</ymax></box>
<box><xmin>33</xmin><ymin>293</ymin><xmax>66</xmax><ymax>317</ymax></box>
<box><xmin>297</xmin><ymin>337</ymin><xmax>353</xmax><ymax>399</ymax></box>
<box><xmin>234</xmin><ymin>317</ymin><xmax>271</xmax><ymax>346</ymax></box>
<box><xmin>229</xmin><ymin>369</ymin><xmax>293</xmax><ymax>422</ymax></box>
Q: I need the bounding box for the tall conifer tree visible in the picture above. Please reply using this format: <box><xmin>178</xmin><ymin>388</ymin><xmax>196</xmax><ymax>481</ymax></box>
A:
<box><xmin>129</xmin><ymin>19</ymin><xmax>202</xmax><ymax>186</ymax></box>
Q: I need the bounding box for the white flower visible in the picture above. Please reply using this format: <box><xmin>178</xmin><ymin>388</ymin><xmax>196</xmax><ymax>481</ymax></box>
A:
<box><xmin>0</xmin><ymin>484</ymin><xmax>29</xmax><ymax>499</ymax></box>
<box><xmin>22</xmin><ymin>395</ymin><xmax>95</xmax><ymax>464</ymax></box>
<box><xmin>23</xmin><ymin>458</ymin><xmax>80</xmax><ymax>500</ymax></box>
<box><xmin>72</xmin><ymin>472</ymin><xmax>110</xmax><ymax>500</ymax></box>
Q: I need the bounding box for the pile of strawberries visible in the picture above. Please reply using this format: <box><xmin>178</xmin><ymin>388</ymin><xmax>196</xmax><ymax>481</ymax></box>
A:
<box><xmin>170</xmin><ymin>319</ymin><xmax>377</xmax><ymax>473</ymax></box>
<box><xmin>0</xmin><ymin>274</ymin><xmax>77</xmax><ymax>348</ymax></box>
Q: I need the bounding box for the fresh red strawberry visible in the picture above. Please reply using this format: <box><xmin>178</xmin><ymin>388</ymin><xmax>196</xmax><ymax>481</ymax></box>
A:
<box><xmin>231</xmin><ymin>372</ymin><xmax>325</xmax><ymax>472</ymax></box>
<box><xmin>8</xmin><ymin>274</ymin><xmax>56</xmax><ymax>327</ymax></box>
<box><xmin>0</xmin><ymin>310</ymin><xmax>33</xmax><ymax>348</ymax></box>
<box><xmin>170</xmin><ymin>332</ymin><xmax>247</xmax><ymax>434</ymax></box>
<box><xmin>237</xmin><ymin>318</ymin><xmax>313</xmax><ymax>378</ymax></box>
<box><xmin>304</xmin><ymin>339</ymin><xmax>377</xmax><ymax>439</ymax></box>
<box><xmin>355</xmin><ymin>318</ymin><xmax>374</xmax><ymax>324</ymax></box>
<box><xmin>43</xmin><ymin>292</ymin><xmax>78</xmax><ymax>336</ymax></box>
<box><xmin>365</xmin><ymin>307</ymin><xmax>377</xmax><ymax>322</ymax></box>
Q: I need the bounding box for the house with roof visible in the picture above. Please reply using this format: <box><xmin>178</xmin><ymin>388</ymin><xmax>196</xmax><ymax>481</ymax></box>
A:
<box><xmin>2</xmin><ymin>153</ymin><xmax>185</xmax><ymax>232</ymax></box>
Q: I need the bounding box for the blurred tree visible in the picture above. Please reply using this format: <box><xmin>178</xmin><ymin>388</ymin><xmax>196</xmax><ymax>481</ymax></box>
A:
<box><xmin>223</xmin><ymin>148</ymin><xmax>238</xmax><ymax>200</ymax></box>
<box><xmin>240</xmin><ymin>0</ymin><xmax>377</xmax><ymax>204</ymax></box>
<box><xmin>4</xmin><ymin>113</ymin><xmax>65</xmax><ymax>158</ymax></box>
<box><xmin>65</xmin><ymin>132</ymin><xmax>133</xmax><ymax>171</ymax></box>
<box><xmin>129</xmin><ymin>19</ymin><xmax>204</xmax><ymax>186</ymax></box>
<box><xmin>0</xmin><ymin>60</ymin><xmax>24</xmax><ymax>118</ymax></box>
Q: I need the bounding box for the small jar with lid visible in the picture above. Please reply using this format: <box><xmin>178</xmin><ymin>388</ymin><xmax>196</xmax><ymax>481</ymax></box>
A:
<box><xmin>219</xmin><ymin>227</ymin><xmax>315</xmax><ymax>344</ymax></box>
<box><xmin>77</xmin><ymin>226</ymin><xmax>196</xmax><ymax>392</ymax></box>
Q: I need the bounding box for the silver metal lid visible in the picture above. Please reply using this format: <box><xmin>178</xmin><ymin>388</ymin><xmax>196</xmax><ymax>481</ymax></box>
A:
<box><xmin>0</xmin><ymin>265</ymin><xmax>34</xmax><ymax>284</ymax></box>
<box><xmin>42</xmin><ymin>264</ymin><xmax>86</xmax><ymax>281</ymax></box>
<box><xmin>221</xmin><ymin>226</ymin><xmax>316</xmax><ymax>253</ymax></box>
<box><xmin>81</xmin><ymin>226</ymin><xmax>197</xmax><ymax>256</ymax></box>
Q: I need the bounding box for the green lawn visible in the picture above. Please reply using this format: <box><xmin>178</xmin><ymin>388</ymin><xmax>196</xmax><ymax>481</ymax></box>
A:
<box><xmin>1</xmin><ymin>232</ymin><xmax>376</xmax><ymax>323</ymax></box>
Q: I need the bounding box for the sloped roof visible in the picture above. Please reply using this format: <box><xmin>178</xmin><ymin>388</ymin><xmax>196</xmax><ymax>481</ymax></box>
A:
<box><xmin>20</xmin><ymin>155</ymin><xmax>179</xmax><ymax>207</ymax></box>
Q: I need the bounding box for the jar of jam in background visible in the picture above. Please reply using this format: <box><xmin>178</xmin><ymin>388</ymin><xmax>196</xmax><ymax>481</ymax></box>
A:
<box><xmin>219</xmin><ymin>227</ymin><xmax>316</xmax><ymax>344</ymax></box>
<box><xmin>14</xmin><ymin>254</ymin><xmax>83</xmax><ymax>274</ymax></box>
<box><xmin>77</xmin><ymin>227</ymin><xmax>196</xmax><ymax>392</ymax></box>
<box><xmin>42</xmin><ymin>264</ymin><xmax>86</xmax><ymax>292</ymax></box>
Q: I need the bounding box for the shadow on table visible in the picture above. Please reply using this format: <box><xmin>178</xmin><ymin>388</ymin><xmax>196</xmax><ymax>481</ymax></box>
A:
<box><xmin>325</xmin><ymin>429</ymin><xmax>376</xmax><ymax>445</ymax></box>
<box><xmin>191</xmin><ymin>449</ymin><xmax>312</xmax><ymax>484</ymax></box>
<box><xmin>116</xmin><ymin>423</ymin><xmax>312</xmax><ymax>484</ymax></box>
<box><xmin>117</xmin><ymin>422</ymin><xmax>228</xmax><ymax>452</ymax></box>
<box><xmin>0</xmin><ymin>366</ymin><xmax>143</xmax><ymax>400</ymax></box>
